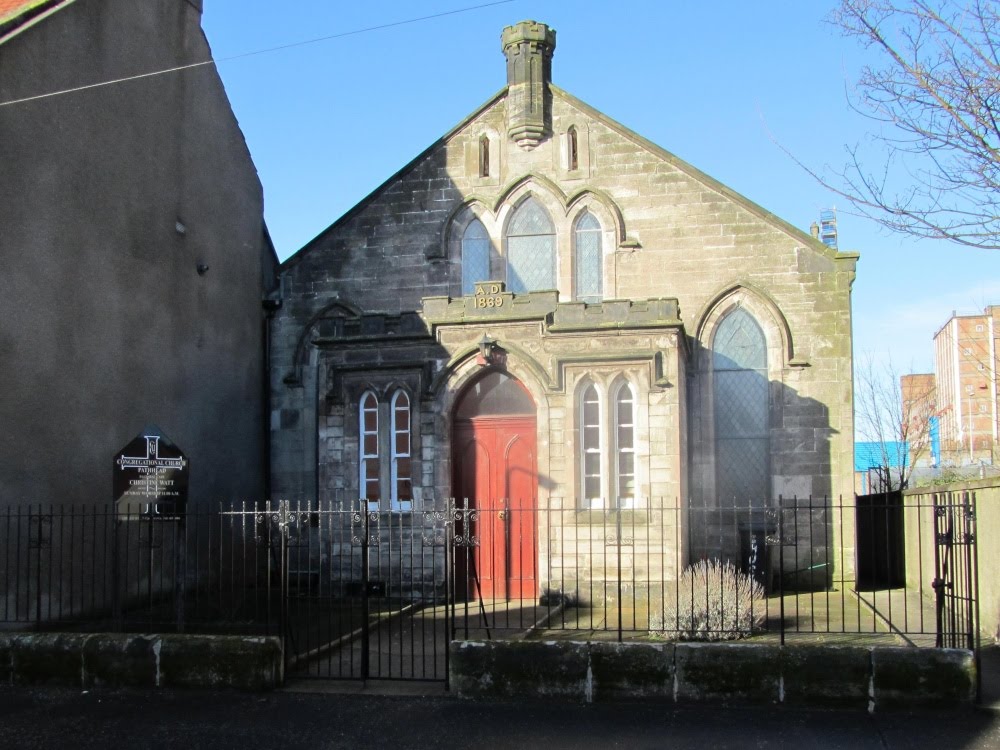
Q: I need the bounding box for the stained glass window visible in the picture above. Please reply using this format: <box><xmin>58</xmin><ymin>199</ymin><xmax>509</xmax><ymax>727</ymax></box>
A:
<box><xmin>574</xmin><ymin>211</ymin><xmax>602</xmax><ymax>302</ymax></box>
<box><xmin>462</xmin><ymin>220</ymin><xmax>490</xmax><ymax>295</ymax></box>
<box><xmin>506</xmin><ymin>198</ymin><xmax>555</xmax><ymax>293</ymax></box>
<box><xmin>713</xmin><ymin>309</ymin><xmax>769</xmax><ymax>507</ymax></box>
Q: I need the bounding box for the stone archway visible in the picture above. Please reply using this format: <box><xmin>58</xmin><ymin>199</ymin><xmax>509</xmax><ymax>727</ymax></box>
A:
<box><xmin>451</xmin><ymin>370</ymin><xmax>538</xmax><ymax>600</ymax></box>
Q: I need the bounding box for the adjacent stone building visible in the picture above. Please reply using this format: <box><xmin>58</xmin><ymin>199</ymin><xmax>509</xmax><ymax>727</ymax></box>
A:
<box><xmin>270</xmin><ymin>21</ymin><xmax>858</xmax><ymax>597</ymax></box>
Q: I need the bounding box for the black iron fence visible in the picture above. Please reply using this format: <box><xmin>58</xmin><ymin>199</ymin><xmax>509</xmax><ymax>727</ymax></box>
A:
<box><xmin>0</xmin><ymin>502</ymin><xmax>280</xmax><ymax>635</ymax></box>
<box><xmin>0</xmin><ymin>493</ymin><xmax>981</xmax><ymax>682</ymax></box>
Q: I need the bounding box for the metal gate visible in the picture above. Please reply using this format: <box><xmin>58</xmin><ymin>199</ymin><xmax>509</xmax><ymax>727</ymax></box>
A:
<box><xmin>278</xmin><ymin>501</ymin><xmax>454</xmax><ymax>682</ymax></box>
<box><xmin>932</xmin><ymin>490</ymin><xmax>979</xmax><ymax>650</ymax></box>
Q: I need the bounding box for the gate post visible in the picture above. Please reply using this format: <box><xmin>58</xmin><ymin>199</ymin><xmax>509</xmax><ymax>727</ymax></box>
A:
<box><xmin>279</xmin><ymin>500</ymin><xmax>290</xmax><ymax>655</ymax></box>
<box><xmin>360</xmin><ymin>500</ymin><xmax>371</xmax><ymax>681</ymax></box>
<box><xmin>444</xmin><ymin>496</ymin><xmax>454</xmax><ymax>689</ymax></box>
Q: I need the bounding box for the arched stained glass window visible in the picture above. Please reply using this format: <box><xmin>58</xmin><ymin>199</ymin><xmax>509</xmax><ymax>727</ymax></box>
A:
<box><xmin>359</xmin><ymin>391</ymin><xmax>380</xmax><ymax>510</ymax></box>
<box><xmin>506</xmin><ymin>198</ymin><xmax>555</xmax><ymax>294</ymax></box>
<box><xmin>574</xmin><ymin>211</ymin><xmax>602</xmax><ymax>302</ymax></box>
<box><xmin>713</xmin><ymin>308</ymin><xmax>769</xmax><ymax>507</ymax></box>
<box><xmin>462</xmin><ymin>220</ymin><xmax>490</xmax><ymax>295</ymax></box>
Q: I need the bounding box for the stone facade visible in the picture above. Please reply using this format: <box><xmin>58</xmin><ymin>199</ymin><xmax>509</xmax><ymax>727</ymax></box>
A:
<box><xmin>270</xmin><ymin>21</ymin><xmax>858</xmax><ymax>594</ymax></box>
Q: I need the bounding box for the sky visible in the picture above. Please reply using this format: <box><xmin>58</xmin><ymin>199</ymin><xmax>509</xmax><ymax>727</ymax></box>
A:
<box><xmin>200</xmin><ymin>0</ymin><xmax>1000</xmax><ymax>377</ymax></box>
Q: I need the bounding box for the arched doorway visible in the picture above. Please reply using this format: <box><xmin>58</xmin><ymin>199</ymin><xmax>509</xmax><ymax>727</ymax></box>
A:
<box><xmin>452</xmin><ymin>370</ymin><xmax>537</xmax><ymax>600</ymax></box>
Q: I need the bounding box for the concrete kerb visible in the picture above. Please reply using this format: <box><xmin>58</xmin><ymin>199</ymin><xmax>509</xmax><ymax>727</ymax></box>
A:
<box><xmin>0</xmin><ymin>633</ymin><xmax>283</xmax><ymax>690</ymax></box>
<box><xmin>449</xmin><ymin>640</ymin><xmax>976</xmax><ymax>710</ymax></box>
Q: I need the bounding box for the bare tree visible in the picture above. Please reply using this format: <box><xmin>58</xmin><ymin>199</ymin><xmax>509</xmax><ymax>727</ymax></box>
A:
<box><xmin>855</xmin><ymin>355</ymin><xmax>936</xmax><ymax>490</ymax></box>
<box><xmin>811</xmin><ymin>1</ymin><xmax>1000</xmax><ymax>249</ymax></box>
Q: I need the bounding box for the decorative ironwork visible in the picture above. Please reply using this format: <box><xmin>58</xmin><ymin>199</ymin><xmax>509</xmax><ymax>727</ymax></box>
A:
<box><xmin>453</xmin><ymin>533</ymin><xmax>480</xmax><ymax>547</ymax></box>
<box><xmin>349</xmin><ymin>506</ymin><xmax>382</xmax><ymax>547</ymax></box>
<box><xmin>421</xmin><ymin>529</ymin><xmax>447</xmax><ymax>547</ymax></box>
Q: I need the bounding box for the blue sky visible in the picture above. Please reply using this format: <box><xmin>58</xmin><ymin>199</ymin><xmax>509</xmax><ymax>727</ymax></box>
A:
<box><xmin>202</xmin><ymin>0</ymin><xmax>1000</xmax><ymax>376</ymax></box>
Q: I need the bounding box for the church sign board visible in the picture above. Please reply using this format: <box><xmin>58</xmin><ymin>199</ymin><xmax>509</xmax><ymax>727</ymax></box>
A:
<box><xmin>113</xmin><ymin>426</ymin><xmax>188</xmax><ymax>517</ymax></box>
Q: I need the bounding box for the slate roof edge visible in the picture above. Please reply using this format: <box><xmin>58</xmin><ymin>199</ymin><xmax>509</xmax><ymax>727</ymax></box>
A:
<box><xmin>549</xmin><ymin>84</ymin><xmax>850</xmax><ymax>261</ymax></box>
<box><xmin>281</xmin><ymin>82</ymin><xmax>856</xmax><ymax>273</ymax></box>
<box><xmin>280</xmin><ymin>88</ymin><xmax>509</xmax><ymax>272</ymax></box>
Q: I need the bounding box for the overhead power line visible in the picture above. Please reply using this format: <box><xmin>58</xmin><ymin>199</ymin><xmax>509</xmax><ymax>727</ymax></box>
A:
<box><xmin>0</xmin><ymin>0</ymin><xmax>515</xmax><ymax>108</ymax></box>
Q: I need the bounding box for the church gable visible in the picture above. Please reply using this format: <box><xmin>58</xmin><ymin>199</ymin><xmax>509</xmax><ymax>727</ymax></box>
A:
<box><xmin>270</xmin><ymin>19</ymin><xmax>856</xmax><ymax>544</ymax></box>
<box><xmin>282</xmin><ymin>59</ymin><xmax>848</xmax><ymax>332</ymax></box>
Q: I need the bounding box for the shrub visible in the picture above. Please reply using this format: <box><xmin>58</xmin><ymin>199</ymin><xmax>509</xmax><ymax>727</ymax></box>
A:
<box><xmin>651</xmin><ymin>559</ymin><xmax>765</xmax><ymax>641</ymax></box>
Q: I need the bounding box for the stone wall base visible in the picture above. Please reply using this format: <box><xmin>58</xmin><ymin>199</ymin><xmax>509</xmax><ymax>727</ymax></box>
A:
<box><xmin>449</xmin><ymin>640</ymin><xmax>975</xmax><ymax>710</ymax></box>
<box><xmin>0</xmin><ymin>633</ymin><xmax>283</xmax><ymax>690</ymax></box>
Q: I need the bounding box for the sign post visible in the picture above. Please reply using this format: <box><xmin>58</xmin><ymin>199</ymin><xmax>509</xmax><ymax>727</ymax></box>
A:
<box><xmin>113</xmin><ymin>426</ymin><xmax>189</xmax><ymax>629</ymax></box>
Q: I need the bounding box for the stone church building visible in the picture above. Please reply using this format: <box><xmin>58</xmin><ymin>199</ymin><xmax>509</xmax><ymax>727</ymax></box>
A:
<box><xmin>270</xmin><ymin>21</ymin><xmax>857</xmax><ymax>595</ymax></box>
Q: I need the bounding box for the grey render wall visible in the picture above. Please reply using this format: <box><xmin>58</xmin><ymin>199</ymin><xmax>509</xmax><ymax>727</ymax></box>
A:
<box><xmin>0</xmin><ymin>0</ymin><xmax>274</xmax><ymax>509</ymax></box>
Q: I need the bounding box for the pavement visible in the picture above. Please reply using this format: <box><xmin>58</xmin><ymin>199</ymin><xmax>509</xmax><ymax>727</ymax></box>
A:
<box><xmin>1</xmin><ymin>683</ymin><xmax>1000</xmax><ymax>750</ymax></box>
<box><xmin>981</xmin><ymin>642</ymin><xmax>1000</xmax><ymax>709</ymax></box>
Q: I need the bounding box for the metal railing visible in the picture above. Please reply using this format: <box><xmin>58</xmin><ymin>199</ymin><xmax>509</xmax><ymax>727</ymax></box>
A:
<box><xmin>0</xmin><ymin>502</ymin><xmax>279</xmax><ymax>635</ymax></box>
<box><xmin>0</xmin><ymin>494</ymin><xmax>981</xmax><ymax>679</ymax></box>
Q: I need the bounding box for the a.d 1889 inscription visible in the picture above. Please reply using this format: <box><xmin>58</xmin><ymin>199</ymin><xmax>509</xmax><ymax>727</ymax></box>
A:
<box><xmin>113</xmin><ymin>426</ymin><xmax>188</xmax><ymax>517</ymax></box>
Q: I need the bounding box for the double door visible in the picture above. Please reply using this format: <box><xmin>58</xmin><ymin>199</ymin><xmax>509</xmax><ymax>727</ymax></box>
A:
<box><xmin>453</xmin><ymin>417</ymin><xmax>537</xmax><ymax>600</ymax></box>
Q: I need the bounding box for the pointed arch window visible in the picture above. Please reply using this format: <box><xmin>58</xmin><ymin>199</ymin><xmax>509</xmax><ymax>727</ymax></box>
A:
<box><xmin>462</xmin><ymin>219</ymin><xmax>490</xmax><ymax>295</ymax></box>
<box><xmin>390</xmin><ymin>390</ymin><xmax>413</xmax><ymax>511</ymax></box>
<box><xmin>580</xmin><ymin>383</ymin><xmax>603</xmax><ymax>508</ymax></box>
<box><xmin>574</xmin><ymin>211</ymin><xmax>602</xmax><ymax>303</ymax></box>
<box><xmin>506</xmin><ymin>197</ymin><xmax>555</xmax><ymax>294</ymax></box>
<box><xmin>359</xmin><ymin>391</ymin><xmax>380</xmax><ymax>511</ymax></box>
<box><xmin>613</xmin><ymin>381</ymin><xmax>636</xmax><ymax>507</ymax></box>
<box><xmin>567</xmin><ymin>126</ymin><xmax>579</xmax><ymax>171</ymax></box>
<box><xmin>478</xmin><ymin>135</ymin><xmax>490</xmax><ymax>177</ymax></box>
<box><xmin>713</xmin><ymin>308</ymin><xmax>770</xmax><ymax>506</ymax></box>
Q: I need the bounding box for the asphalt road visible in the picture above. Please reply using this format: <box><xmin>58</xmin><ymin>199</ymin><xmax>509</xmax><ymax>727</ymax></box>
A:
<box><xmin>1</xmin><ymin>685</ymin><xmax>998</xmax><ymax>750</ymax></box>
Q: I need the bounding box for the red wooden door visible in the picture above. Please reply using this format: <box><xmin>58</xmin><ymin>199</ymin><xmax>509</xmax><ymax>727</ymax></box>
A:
<box><xmin>453</xmin><ymin>416</ymin><xmax>537</xmax><ymax>600</ymax></box>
